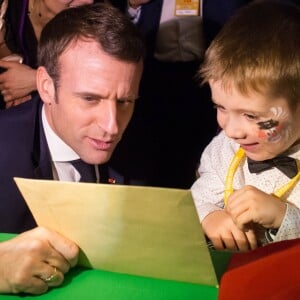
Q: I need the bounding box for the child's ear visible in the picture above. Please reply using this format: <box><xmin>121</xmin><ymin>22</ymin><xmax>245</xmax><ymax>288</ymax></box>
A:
<box><xmin>36</xmin><ymin>66</ymin><xmax>56</xmax><ymax>105</ymax></box>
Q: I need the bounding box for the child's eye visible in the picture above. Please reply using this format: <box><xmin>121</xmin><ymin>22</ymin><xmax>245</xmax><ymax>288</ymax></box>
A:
<box><xmin>244</xmin><ymin>113</ymin><xmax>258</xmax><ymax>120</ymax></box>
<box><xmin>213</xmin><ymin>104</ymin><xmax>226</xmax><ymax>112</ymax></box>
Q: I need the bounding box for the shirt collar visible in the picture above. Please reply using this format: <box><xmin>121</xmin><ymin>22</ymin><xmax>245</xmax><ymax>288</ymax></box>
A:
<box><xmin>42</xmin><ymin>105</ymin><xmax>79</xmax><ymax>162</ymax></box>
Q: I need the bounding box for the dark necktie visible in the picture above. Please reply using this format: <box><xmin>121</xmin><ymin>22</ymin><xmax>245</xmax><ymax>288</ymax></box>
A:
<box><xmin>70</xmin><ymin>159</ymin><xmax>96</xmax><ymax>183</ymax></box>
<box><xmin>247</xmin><ymin>156</ymin><xmax>298</xmax><ymax>179</ymax></box>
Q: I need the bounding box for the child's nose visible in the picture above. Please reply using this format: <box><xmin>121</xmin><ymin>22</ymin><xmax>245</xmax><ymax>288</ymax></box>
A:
<box><xmin>224</xmin><ymin>118</ymin><xmax>245</xmax><ymax>140</ymax></box>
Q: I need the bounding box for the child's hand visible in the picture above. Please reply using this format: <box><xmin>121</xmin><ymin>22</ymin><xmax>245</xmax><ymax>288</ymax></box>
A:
<box><xmin>202</xmin><ymin>210</ymin><xmax>257</xmax><ymax>251</ymax></box>
<box><xmin>226</xmin><ymin>185</ymin><xmax>287</xmax><ymax>231</ymax></box>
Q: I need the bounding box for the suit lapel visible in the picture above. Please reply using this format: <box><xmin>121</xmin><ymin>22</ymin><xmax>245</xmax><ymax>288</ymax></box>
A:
<box><xmin>98</xmin><ymin>164</ymin><xmax>125</xmax><ymax>185</ymax></box>
<box><xmin>32</xmin><ymin>101</ymin><xmax>53</xmax><ymax>180</ymax></box>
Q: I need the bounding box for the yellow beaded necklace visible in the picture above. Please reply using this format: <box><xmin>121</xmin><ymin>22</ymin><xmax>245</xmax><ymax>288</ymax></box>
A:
<box><xmin>224</xmin><ymin>148</ymin><xmax>300</xmax><ymax>206</ymax></box>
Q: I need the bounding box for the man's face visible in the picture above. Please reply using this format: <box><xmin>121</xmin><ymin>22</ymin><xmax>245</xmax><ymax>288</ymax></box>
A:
<box><xmin>209</xmin><ymin>80</ymin><xmax>300</xmax><ymax>161</ymax></box>
<box><xmin>41</xmin><ymin>39</ymin><xmax>143</xmax><ymax>164</ymax></box>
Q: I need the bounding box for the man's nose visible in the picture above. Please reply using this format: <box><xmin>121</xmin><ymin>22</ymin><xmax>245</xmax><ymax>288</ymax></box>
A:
<box><xmin>96</xmin><ymin>101</ymin><xmax>119</xmax><ymax>135</ymax></box>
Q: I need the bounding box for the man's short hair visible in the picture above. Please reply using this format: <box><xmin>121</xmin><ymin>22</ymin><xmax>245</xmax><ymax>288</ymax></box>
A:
<box><xmin>38</xmin><ymin>3</ymin><xmax>145</xmax><ymax>86</ymax></box>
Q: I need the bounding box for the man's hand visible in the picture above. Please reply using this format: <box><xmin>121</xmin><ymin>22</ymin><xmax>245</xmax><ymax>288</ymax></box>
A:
<box><xmin>202</xmin><ymin>210</ymin><xmax>257</xmax><ymax>251</ymax></box>
<box><xmin>0</xmin><ymin>227</ymin><xmax>79</xmax><ymax>295</ymax></box>
<box><xmin>226</xmin><ymin>185</ymin><xmax>287</xmax><ymax>231</ymax></box>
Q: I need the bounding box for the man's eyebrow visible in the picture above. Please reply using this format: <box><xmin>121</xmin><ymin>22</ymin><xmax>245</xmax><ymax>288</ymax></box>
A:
<box><xmin>74</xmin><ymin>91</ymin><xmax>140</xmax><ymax>102</ymax></box>
<box><xmin>73</xmin><ymin>91</ymin><xmax>104</xmax><ymax>98</ymax></box>
<box><xmin>121</xmin><ymin>95</ymin><xmax>140</xmax><ymax>101</ymax></box>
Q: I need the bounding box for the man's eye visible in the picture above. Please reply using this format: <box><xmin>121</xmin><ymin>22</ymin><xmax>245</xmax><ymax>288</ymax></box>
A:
<box><xmin>117</xmin><ymin>99</ymin><xmax>134</xmax><ymax>106</ymax></box>
<box><xmin>83</xmin><ymin>95</ymin><xmax>96</xmax><ymax>102</ymax></box>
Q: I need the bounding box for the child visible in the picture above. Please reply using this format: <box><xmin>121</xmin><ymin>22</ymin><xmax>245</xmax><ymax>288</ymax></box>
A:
<box><xmin>191</xmin><ymin>0</ymin><xmax>300</xmax><ymax>251</ymax></box>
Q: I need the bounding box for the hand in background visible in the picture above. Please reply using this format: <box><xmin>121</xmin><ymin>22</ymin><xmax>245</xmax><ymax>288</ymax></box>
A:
<box><xmin>226</xmin><ymin>185</ymin><xmax>287</xmax><ymax>231</ymax></box>
<box><xmin>202</xmin><ymin>210</ymin><xmax>257</xmax><ymax>251</ymax></box>
<box><xmin>0</xmin><ymin>59</ymin><xmax>37</xmax><ymax>104</ymax></box>
<box><xmin>0</xmin><ymin>227</ymin><xmax>79</xmax><ymax>294</ymax></box>
<box><xmin>5</xmin><ymin>94</ymin><xmax>32</xmax><ymax>108</ymax></box>
<box><xmin>128</xmin><ymin>0</ymin><xmax>151</xmax><ymax>9</ymax></box>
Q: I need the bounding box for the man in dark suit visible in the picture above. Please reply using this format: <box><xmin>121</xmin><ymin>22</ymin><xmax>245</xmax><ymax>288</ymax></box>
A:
<box><xmin>0</xmin><ymin>3</ymin><xmax>145</xmax><ymax>295</ymax></box>
<box><xmin>110</xmin><ymin>0</ymin><xmax>251</xmax><ymax>49</ymax></box>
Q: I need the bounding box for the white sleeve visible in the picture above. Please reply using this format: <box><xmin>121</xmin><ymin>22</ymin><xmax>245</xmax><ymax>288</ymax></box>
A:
<box><xmin>273</xmin><ymin>203</ymin><xmax>300</xmax><ymax>242</ymax></box>
<box><xmin>191</xmin><ymin>131</ymin><xmax>239</xmax><ymax>221</ymax></box>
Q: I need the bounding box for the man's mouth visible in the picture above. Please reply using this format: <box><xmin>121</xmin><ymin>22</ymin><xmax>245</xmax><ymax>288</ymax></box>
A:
<box><xmin>88</xmin><ymin>137</ymin><xmax>114</xmax><ymax>151</ymax></box>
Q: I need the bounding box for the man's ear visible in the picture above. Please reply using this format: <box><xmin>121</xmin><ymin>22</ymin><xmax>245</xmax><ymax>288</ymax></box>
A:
<box><xmin>36</xmin><ymin>66</ymin><xmax>56</xmax><ymax>105</ymax></box>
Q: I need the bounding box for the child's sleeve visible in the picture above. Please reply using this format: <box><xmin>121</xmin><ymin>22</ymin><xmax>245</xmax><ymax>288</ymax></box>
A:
<box><xmin>273</xmin><ymin>203</ymin><xmax>300</xmax><ymax>242</ymax></box>
<box><xmin>191</xmin><ymin>131</ymin><xmax>237</xmax><ymax>221</ymax></box>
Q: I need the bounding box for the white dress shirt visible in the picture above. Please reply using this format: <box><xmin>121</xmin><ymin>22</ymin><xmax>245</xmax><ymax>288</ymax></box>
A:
<box><xmin>191</xmin><ymin>130</ymin><xmax>300</xmax><ymax>245</ymax></box>
<box><xmin>42</xmin><ymin>105</ymin><xmax>99</xmax><ymax>182</ymax></box>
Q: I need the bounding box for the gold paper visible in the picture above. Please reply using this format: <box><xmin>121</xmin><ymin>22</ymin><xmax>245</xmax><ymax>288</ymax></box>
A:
<box><xmin>14</xmin><ymin>178</ymin><xmax>218</xmax><ymax>286</ymax></box>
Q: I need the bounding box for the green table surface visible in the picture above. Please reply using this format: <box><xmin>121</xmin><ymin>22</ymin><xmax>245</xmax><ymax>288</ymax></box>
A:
<box><xmin>0</xmin><ymin>233</ymin><xmax>231</xmax><ymax>299</ymax></box>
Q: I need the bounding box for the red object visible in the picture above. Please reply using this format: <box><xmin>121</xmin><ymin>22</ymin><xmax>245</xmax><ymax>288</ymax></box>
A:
<box><xmin>218</xmin><ymin>238</ymin><xmax>300</xmax><ymax>300</ymax></box>
<box><xmin>108</xmin><ymin>178</ymin><xmax>116</xmax><ymax>184</ymax></box>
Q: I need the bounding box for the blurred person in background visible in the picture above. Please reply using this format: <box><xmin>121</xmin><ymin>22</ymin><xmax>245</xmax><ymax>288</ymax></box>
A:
<box><xmin>109</xmin><ymin>0</ymin><xmax>299</xmax><ymax>189</ymax></box>
<box><xmin>0</xmin><ymin>0</ymin><xmax>95</xmax><ymax>109</ymax></box>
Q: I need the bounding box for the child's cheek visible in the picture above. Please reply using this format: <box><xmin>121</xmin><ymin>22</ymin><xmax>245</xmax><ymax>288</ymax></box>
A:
<box><xmin>257</xmin><ymin>121</ymin><xmax>290</xmax><ymax>143</ymax></box>
<box><xmin>258</xmin><ymin>130</ymin><xmax>268</xmax><ymax>140</ymax></box>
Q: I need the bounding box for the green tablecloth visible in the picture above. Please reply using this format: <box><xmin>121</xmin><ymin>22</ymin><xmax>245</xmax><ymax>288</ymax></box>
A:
<box><xmin>0</xmin><ymin>233</ymin><xmax>231</xmax><ymax>299</ymax></box>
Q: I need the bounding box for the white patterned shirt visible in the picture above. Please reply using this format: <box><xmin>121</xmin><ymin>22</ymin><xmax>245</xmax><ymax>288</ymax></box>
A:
<box><xmin>191</xmin><ymin>130</ymin><xmax>300</xmax><ymax>244</ymax></box>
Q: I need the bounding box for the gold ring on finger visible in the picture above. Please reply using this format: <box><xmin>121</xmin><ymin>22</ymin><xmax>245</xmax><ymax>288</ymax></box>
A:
<box><xmin>44</xmin><ymin>267</ymin><xmax>59</xmax><ymax>284</ymax></box>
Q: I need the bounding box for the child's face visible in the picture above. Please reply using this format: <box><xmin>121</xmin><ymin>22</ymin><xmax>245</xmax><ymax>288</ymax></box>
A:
<box><xmin>209</xmin><ymin>80</ymin><xmax>300</xmax><ymax>161</ymax></box>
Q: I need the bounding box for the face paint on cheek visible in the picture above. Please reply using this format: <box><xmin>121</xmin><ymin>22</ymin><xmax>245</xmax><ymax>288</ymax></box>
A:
<box><xmin>258</xmin><ymin>130</ymin><xmax>268</xmax><ymax>139</ymax></box>
<box><xmin>257</xmin><ymin>120</ymin><xmax>291</xmax><ymax>143</ymax></box>
<box><xmin>257</xmin><ymin>119</ymin><xmax>279</xmax><ymax>141</ymax></box>
<box><xmin>256</xmin><ymin>106</ymin><xmax>292</xmax><ymax>143</ymax></box>
<box><xmin>270</xmin><ymin>106</ymin><xmax>289</xmax><ymax>120</ymax></box>
<box><xmin>257</xmin><ymin>119</ymin><xmax>279</xmax><ymax>130</ymax></box>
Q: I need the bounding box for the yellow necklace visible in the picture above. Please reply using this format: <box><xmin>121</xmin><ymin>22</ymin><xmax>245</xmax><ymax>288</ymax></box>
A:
<box><xmin>224</xmin><ymin>148</ymin><xmax>300</xmax><ymax>206</ymax></box>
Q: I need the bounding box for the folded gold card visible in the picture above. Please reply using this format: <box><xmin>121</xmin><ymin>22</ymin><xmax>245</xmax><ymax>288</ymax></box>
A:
<box><xmin>15</xmin><ymin>178</ymin><xmax>218</xmax><ymax>287</ymax></box>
